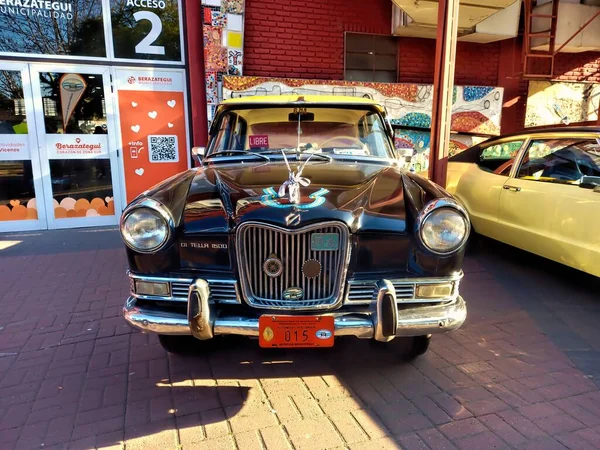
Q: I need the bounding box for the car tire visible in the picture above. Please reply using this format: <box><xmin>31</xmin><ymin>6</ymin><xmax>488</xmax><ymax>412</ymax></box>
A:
<box><xmin>370</xmin><ymin>335</ymin><xmax>431</xmax><ymax>360</ymax></box>
<box><xmin>405</xmin><ymin>335</ymin><xmax>431</xmax><ymax>360</ymax></box>
<box><xmin>158</xmin><ymin>335</ymin><xmax>204</xmax><ymax>354</ymax></box>
<box><xmin>466</xmin><ymin>228</ymin><xmax>482</xmax><ymax>254</ymax></box>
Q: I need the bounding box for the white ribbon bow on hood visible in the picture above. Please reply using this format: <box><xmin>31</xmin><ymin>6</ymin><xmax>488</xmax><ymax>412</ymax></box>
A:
<box><xmin>278</xmin><ymin>150</ymin><xmax>315</xmax><ymax>204</ymax></box>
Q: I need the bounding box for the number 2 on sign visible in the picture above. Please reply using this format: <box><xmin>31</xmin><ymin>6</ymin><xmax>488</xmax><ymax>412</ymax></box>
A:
<box><xmin>133</xmin><ymin>11</ymin><xmax>165</xmax><ymax>55</ymax></box>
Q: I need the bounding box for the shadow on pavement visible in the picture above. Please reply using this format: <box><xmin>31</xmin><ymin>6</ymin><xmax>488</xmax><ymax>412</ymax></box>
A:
<box><xmin>0</xmin><ymin>227</ymin><xmax>123</xmax><ymax>257</ymax></box>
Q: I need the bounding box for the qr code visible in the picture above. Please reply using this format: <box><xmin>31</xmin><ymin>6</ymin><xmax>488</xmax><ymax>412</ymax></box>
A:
<box><xmin>148</xmin><ymin>135</ymin><xmax>179</xmax><ymax>163</ymax></box>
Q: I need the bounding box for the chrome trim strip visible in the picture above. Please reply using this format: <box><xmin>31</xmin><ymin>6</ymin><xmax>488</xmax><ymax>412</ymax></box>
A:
<box><xmin>236</xmin><ymin>221</ymin><xmax>351</xmax><ymax>310</ymax></box>
<box><xmin>123</xmin><ymin>295</ymin><xmax>467</xmax><ymax>337</ymax></box>
<box><xmin>128</xmin><ymin>273</ymin><xmax>195</xmax><ymax>284</ymax></box>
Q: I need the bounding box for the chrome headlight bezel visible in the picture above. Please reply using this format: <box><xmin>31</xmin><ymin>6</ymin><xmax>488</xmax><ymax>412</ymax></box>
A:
<box><xmin>416</xmin><ymin>198</ymin><xmax>470</xmax><ymax>256</ymax></box>
<box><xmin>120</xmin><ymin>198</ymin><xmax>174</xmax><ymax>254</ymax></box>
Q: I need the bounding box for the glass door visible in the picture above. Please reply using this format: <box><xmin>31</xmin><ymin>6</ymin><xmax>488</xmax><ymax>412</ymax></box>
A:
<box><xmin>0</xmin><ymin>62</ymin><xmax>47</xmax><ymax>232</ymax></box>
<box><xmin>30</xmin><ymin>64</ymin><xmax>123</xmax><ymax>229</ymax></box>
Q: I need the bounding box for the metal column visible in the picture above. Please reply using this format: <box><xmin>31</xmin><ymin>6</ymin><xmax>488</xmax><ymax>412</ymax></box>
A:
<box><xmin>428</xmin><ymin>0</ymin><xmax>460</xmax><ymax>187</ymax></box>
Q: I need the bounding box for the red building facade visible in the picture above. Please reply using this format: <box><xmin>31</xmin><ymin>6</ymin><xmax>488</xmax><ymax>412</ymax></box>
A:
<box><xmin>240</xmin><ymin>0</ymin><xmax>600</xmax><ymax>135</ymax></box>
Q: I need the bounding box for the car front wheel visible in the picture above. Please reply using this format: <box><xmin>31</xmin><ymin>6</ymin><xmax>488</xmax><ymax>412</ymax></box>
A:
<box><xmin>372</xmin><ymin>335</ymin><xmax>431</xmax><ymax>360</ymax></box>
<box><xmin>158</xmin><ymin>335</ymin><xmax>204</xmax><ymax>354</ymax></box>
<box><xmin>406</xmin><ymin>335</ymin><xmax>431</xmax><ymax>359</ymax></box>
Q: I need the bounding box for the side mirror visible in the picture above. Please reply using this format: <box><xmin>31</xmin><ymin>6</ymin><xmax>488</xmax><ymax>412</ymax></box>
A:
<box><xmin>579</xmin><ymin>176</ymin><xmax>600</xmax><ymax>189</ymax></box>
<box><xmin>192</xmin><ymin>146</ymin><xmax>205</xmax><ymax>165</ymax></box>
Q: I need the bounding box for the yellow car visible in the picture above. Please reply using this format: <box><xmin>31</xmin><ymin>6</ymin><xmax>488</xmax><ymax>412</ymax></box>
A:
<box><xmin>445</xmin><ymin>127</ymin><xmax>600</xmax><ymax>278</ymax></box>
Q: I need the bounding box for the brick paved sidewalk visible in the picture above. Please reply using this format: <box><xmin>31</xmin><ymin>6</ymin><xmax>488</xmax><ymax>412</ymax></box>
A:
<box><xmin>1</xmin><ymin>228</ymin><xmax>600</xmax><ymax>450</ymax></box>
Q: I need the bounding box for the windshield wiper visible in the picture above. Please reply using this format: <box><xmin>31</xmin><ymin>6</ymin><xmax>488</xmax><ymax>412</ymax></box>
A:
<box><xmin>262</xmin><ymin>149</ymin><xmax>332</xmax><ymax>162</ymax></box>
<box><xmin>204</xmin><ymin>150</ymin><xmax>270</xmax><ymax>161</ymax></box>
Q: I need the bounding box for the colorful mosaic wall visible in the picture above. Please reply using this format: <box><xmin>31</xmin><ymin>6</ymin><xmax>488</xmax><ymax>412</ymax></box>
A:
<box><xmin>202</xmin><ymin>0</ymin><xmax>245</xmax><ymax>122</ymax></box>
<box><xmin>525</xmin><ymin>81</ymin><xmax>600</xmax><ymax>127</ymax></box>
<box><xmin>223</xmin><ymin>76</ymin><xmax>504</xmax><ymax>136</ymax></box>
<box><xmin>394</xmin><ymin>130</ymin><xmax>488</xmax><ymax>171</ymax></box>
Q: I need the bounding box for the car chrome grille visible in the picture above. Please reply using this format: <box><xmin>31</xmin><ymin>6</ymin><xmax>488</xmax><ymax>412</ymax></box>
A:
<box><xmin>207</xmin><ymin>280</ymin><xmax>239</xmax><ymax>304</ymax></box>
<box><xmin>237</xmin><ymin>222</ymin><xmax>349</xmax><ymax>309</ymax></box>
<box><xmin>346</xmin><ymin>281</ymin><xmax>416</xmax><ymax>304</ymax></box>
<box><xmin>171</xmin><ymin>281</ymin><xmax>192</xmax><ymax>301</ymax></box>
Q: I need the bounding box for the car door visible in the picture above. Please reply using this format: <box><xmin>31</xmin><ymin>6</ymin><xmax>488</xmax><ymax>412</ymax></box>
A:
<box><xmin>497</xmin><ymin>136</ymin><xmax>600</xmax><ymax>276</ymax></box>
<box><xmin>448</xmin><ymin>138</ymin><xmax>525</xmax><ymax>238</ymax></box>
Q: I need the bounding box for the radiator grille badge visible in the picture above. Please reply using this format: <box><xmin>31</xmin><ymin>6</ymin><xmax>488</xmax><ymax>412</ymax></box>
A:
<box><xmin>302</xmin><ymin>259</ymin><xmax>322</xmax><ymax>279</ymax></box>
<box><xmin>263</xmin><ymin>255</ymin><xmax>283</xmax><ymax>278</ymax></box>
<box><xmin>283</xmin><ymin>287</ymin><xmax>304</xmax><ymax>300</ymax></box>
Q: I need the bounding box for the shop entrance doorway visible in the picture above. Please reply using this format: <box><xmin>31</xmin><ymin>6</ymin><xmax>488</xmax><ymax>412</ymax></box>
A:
<box><xmin>0</xmin><ymin>62</ymin><xmax>124</xmax><ymax>231</ymax></box>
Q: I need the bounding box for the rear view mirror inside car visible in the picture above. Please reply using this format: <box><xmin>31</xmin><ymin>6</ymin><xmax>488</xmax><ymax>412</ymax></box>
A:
<box><xmin>289</xmin><ymin>112</ymin><xmax>315</xmax><ymax>122</ymax></box>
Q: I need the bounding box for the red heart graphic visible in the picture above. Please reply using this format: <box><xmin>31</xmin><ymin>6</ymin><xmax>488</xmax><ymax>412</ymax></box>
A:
<box><xmin>76</xmin><ymin>138</ymin><xmax>81</xmax><ymax>144</ymax></box>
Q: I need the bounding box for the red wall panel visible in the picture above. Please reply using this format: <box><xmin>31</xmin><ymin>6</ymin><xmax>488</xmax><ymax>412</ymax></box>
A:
<box><xmin>241</xmin><ymin>0</ymin><xmax>600</xmax><ymax>131</ymax></box>
<box><xmin>244</xmin><ymin>0</ymin><xmax>392</xmax><ymax>80</ymax></box>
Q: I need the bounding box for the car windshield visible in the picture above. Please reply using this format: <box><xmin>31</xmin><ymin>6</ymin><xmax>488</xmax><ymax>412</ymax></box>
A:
<box><xmin>206</xmin><ymin>105</ymin><xmax>394</xmax><ymax>159</ymax></box>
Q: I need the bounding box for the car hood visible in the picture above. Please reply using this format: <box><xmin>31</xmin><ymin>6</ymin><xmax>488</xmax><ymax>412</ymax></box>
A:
<box><xmin>183</xmin><ymin>159</ymin><xmax>415</xmax><ymax>234</ymax></box>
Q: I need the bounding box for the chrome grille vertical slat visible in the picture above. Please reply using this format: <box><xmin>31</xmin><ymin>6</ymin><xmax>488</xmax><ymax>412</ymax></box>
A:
<box><xmin>285</xmin><ymin>231</ymin><xmax>289</xmax><ymax>291</ymax></box>
<box><xmin>251</xmin><ymin>228</ymin><xmax>255</xmax><ymax>294</ymax></box>
<box><xmin>301</xmin><ymin>232</ymin><xmax>306</xmax><ymax>298</ymax></box>
<box><xmin>279</xmin><ymin>232</ymin><xmax>283</xmax><ymax>299</ymax></box>
<box><xmin>259</xmin><ymin>228</ymin><xmax>263</xmax><ymax>296</ymax></box>
<box><xmin>269</xmin><ymin>228</ymin><xmax>274</xmax><ymax>299</ymax></box>
<box><xmin>321</xmin><ymin>243</ymin><xmax>327</xmax><ymax>299</ymax></box>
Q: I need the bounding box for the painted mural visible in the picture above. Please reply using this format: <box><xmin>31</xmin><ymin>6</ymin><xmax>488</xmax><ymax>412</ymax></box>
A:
<box><xmin>223</xmin><ymin>76</ymin><xmax>504</xmax><ymax>136</ymax></box>
<box><xmin>201</xmin><ymin>0</ymin><xmax>246</xmax><ymax>122</ymax></box>
<box><xmin>394</xmin><ymin>130</ymin><xmax>488</xmax><ymax>171</ymax></box>
<box><xmin>525</xmin><ymin>80</ymin><xmax>600</xmax><ymax>127</ymax></box>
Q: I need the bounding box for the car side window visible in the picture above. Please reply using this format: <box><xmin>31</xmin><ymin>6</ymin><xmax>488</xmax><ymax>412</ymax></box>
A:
<box><xmin>476</xmin><ymin>140</ymin><xmax>524</xmax><ymax>175</ymax></box>
<box><xmin>516</xmin><ymin>138</ymin><xmax>600</xmax><ymax>185</ymax></box>
<box><xmin>211</xmin><ymin>114</ymin><xmax>233</xmax><ymax>152</ymax></box>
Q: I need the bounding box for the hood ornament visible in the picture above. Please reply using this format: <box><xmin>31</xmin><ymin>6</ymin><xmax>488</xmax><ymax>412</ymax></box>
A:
<box><xmin>278</xmin><ymin>150</ymin><xmax>314</xmax><ymax>204</ymax></box>
<box><xmin>277</xmin><ymin>109</ymin><xmax>314</xmax><ymax>204</ymax></box>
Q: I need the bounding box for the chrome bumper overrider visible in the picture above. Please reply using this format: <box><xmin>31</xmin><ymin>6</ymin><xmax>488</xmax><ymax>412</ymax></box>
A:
<box><xmin>123</xmin><ymin>279</ymin><xmax>467</xmax><ymax>341</ymax></box>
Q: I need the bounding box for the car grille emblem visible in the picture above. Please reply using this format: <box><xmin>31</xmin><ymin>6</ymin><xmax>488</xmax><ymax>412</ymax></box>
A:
<box><xmin>283</xmin><ymin>287</ymin><xmax>303</xmax><ymax>300</ymax></box>
<box><xmin>263</xmin><ymin>254</ymin><xmax>283</xmax><ymax>278</ymax></box>
<box><xmin>302</xmin><ymin>259</ymin><xmax>322</xmax><ymax>279</ymax></box>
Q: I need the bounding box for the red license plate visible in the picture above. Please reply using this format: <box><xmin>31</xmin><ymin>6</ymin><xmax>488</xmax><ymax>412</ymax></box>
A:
<box><xmin>259</xmin><ymin>316</ymin><xmax>334</xmax><ymax>348</ymax></box>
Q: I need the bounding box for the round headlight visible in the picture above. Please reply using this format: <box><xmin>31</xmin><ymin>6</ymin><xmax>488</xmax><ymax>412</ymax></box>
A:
<box><xmin>420</xmin><ymin>207</ymin><xmax>468</xmax><ymax>254</ymax></box>
<box><xmin>121</xmin><ymin>207</ymin><xmax>169</xmax><ymax>253</ymax></box>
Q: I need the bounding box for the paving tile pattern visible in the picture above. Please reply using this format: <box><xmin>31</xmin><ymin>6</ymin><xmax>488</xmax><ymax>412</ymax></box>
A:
<box><xmin>1</xmin><ymin>229</ymin><xmax>600</xmax><ymax>449</ymax></box>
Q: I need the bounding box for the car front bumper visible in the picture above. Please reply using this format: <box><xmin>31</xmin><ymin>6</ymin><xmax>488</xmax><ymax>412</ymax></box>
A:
<box><xmin>123</xmin><ymin>279</ymin><xmax>467</xmax><ymax>341</ymax></box>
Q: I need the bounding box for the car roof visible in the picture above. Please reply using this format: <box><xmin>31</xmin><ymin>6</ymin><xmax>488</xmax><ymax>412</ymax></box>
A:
<box><xmin>482</xmin><ymin>126</ymin><xmax>600</xmax><ymax>144</ymax></box>
<box><xmin>220</xmin><ymin>94</ymin><xmax>382</xmax><ymax>108</ymax></box>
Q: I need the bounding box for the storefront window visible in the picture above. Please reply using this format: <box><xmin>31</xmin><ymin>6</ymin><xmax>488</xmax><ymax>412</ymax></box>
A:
<box><xmin>0</xmin><ymin>70</ymin><xmax>27</xmax><ymax>134</ymax></box>
<box><xmin>0</xmin><ymin>70</ymin><xmax>37</xmax><ymax>221</ymax></box>
<box><xmin>37</xmin><ymin>71</ymin><xmax>114</xmax><ymax>219</ymax></box>
<box><xmin>39</xmin><ymin>73</ymin><xmax>107</xmax><ymax>135</ymax></box>
<box><xmin>48</xmin><ymin>159</ymin><xmax>114</xmax><ymax>218</ymax></box>
<box><xmin>0</xmin><ymin>1</ymin><xmax>106</xmax><ymax>57</ymax></box>
<box><xmin>110</xmin><ymin>0</ymin><xmax>182</xmax><ymax>61</ymax></box>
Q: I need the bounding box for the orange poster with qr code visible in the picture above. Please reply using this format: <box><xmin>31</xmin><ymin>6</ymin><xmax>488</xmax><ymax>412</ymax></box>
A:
<box><xmin>116</xmin><ymin>69</ymin><xmax>189</xmax><ymax>202</ymax></box>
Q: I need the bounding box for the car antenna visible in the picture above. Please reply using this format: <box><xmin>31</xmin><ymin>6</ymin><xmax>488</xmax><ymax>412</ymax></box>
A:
<box><xmin>296</xmin><ymin>108</ymin><xmax>302</xmax><ymax>159</ymax></box>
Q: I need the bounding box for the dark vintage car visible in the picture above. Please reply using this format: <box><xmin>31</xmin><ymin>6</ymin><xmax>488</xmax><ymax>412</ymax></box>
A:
<box><xmin>121</xmin><ymin>95</ymin><xmax>469</xmax><ymax>358</ymax></box>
